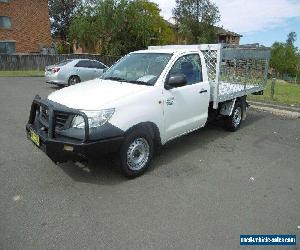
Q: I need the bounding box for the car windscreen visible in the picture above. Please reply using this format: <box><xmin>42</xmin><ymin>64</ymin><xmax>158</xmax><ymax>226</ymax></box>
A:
<box><xmin>102</xmin><ymin>53</ymin><xmax>172</xmax><ymax>86</ymax></box>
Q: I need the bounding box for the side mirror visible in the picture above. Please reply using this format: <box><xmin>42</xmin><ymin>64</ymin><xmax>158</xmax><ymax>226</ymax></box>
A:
<box><xmin>165</xmin><ymin>74</ymin><xmax>187</xmax><ymax>90</ymax></box>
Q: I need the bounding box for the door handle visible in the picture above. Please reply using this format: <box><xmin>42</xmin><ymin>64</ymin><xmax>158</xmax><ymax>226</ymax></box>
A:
<box><xmin>166</xmin><ymin>97</ymin><xmax>175</xmax><ymax>106</ymax></box>
<box><xmin>199</xmin><ymin>89</ymin><xmax>208</xmax><ymax>94</ymax></box>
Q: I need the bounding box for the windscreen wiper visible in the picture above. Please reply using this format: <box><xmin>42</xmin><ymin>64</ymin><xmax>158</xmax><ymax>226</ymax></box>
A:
<box><xmin>104</xmin><ymin>77</ymin><xmax>150</xmax><ymax>86</ymax></box>
<box><xmin>104</xmin><ymin>76</ymin><xmax>127</xmax><ymax>82</ymax></box>
<box><xmin>127</xmin><ymin>80</ymin><xmax>150</xmax><ymax>86</ymax></box>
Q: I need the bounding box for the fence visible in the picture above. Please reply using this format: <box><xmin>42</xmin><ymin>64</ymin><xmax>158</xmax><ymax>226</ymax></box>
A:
<box><xmin>280</xmin><ymin>75</ymin><xmax>299</xmax><ymax>84</ymax></box>
<box><xmin>0</xmin><ymin>54</ymin><xmax>120</xmax><ymax>71</ymax></box>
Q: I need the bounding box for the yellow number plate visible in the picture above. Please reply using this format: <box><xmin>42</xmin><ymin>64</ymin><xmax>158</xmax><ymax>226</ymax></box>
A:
<box><xmin>30</xmin><ymin>130</ymin><xmax>40</xmax><ymax>147</ymax></box>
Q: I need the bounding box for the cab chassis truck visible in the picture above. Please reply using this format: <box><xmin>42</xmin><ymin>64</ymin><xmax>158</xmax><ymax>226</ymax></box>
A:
<box><xmin>26</xmin><ymin>44</ymin><xmax>271</xmax><ymax>178</ymax></box>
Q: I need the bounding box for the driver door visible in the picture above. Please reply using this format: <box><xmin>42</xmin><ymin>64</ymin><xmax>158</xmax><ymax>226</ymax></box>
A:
<box><xmin>163</xmin><ymin>53</ymin><xmax>210</xmax><ymax>141</ymax></box>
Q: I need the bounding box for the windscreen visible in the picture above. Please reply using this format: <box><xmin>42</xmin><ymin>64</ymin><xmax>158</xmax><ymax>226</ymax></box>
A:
<box><xmin>102</xmin><ymin>53</ymin><xmax>172</xmax><ymax>86</ymax></box>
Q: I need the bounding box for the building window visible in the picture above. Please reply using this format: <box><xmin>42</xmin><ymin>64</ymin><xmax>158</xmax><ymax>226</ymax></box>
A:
<box><xmin>0</xmin><ymin>41</ymin><xmax>16</xmax><ymax>54</ymax></box>
<box><xmin>0</xmin><ymin>16</ymin><xmax>12</xmax><ymax>29</ymax></box>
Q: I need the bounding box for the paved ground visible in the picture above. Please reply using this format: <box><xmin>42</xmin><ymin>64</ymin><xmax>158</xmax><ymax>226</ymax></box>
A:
<box><xmin>0</xmin><ymin>77</ymin><xmax>299</xmax><ymax>250</ymax></box>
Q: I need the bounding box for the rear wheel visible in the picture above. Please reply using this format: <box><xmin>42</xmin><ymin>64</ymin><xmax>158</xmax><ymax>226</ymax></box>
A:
<box><xmin>224</xmin><ymin>101</ymin><xmax>243</xmax><ymax>132</ymax></box>
<box><xmin>119</xmin><ymin>128</ymin><xmax>153</xmax><ymax>178</ymax></box>
<box><xmin>68</xmin><ymin>76</ymin><xmax>81</xmax><ymax>85</ymax></box>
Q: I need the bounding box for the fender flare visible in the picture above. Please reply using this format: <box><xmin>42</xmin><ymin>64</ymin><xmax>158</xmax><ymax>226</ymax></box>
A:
<box><xmin>125</xmin><ymin>122</ymin><xmax>162</xmax><ymax>147</ymax></box>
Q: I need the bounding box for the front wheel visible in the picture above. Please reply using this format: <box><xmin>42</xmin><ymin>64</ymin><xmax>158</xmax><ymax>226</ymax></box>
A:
<box><xmin>119</xmin><ymin>129</ymin><xmax>154</xmax><ymax>178</ymax></box>
<box><xmin>224</xmin><ymin>101</ymin><xmax>243</xmax><ymax>132</ymax></box>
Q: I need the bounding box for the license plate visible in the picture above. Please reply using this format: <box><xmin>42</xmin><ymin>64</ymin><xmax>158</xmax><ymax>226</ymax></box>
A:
<box><xmin>30</xmin><ymin>130</ymin><xmax>40</xmax><ymax>147</ymax></box>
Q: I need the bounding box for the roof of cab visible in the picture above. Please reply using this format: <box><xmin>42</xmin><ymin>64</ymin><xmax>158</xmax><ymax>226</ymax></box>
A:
<box><xmin>132</xmin><ymin>49</ymin><xmax>199</xmax><ymax>55</ymax></box>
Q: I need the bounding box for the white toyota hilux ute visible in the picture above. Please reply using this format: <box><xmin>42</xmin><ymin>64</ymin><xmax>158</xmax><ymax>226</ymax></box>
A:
<box><xmin>26</xmin><ymin>44</ymin><xmax>270</xmax><ymax>178</ymax></box>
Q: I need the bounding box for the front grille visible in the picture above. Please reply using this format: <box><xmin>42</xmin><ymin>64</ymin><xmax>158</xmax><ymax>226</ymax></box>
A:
<box><xmin>39</xmin><ymin>107</ymin><xmax>71</xmax><ymax>130</ymax></box>
<box><xmin>55</xmin><ymin>112</ymin><xmax>69</xmax><ymax>129</ymax></box>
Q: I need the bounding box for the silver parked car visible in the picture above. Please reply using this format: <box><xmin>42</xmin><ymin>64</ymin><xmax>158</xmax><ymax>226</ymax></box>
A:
<box><xmin>45</xmin><ymin>59</ymin><xmax>108</xmax><ymax>86</ymax></box>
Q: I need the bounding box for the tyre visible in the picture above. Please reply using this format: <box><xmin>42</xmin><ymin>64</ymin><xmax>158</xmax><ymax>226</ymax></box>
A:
<box><xmin>119</xmin><ymin>128</ymin><xmax>154</xmax><ymax>178</ymax></box>
<box><xmin>68</xmin><ymin>76</ymin><xmax>81</xmax><ymax>85</ymax></box>
<box><xmin>224</xmin><ymin>101</ymin><xmax>243</xmax><ymax>132</ymax></box>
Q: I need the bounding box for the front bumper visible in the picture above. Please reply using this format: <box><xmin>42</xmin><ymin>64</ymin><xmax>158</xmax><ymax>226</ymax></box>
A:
<box><xmin>26</xmin><ymin>96</ymin><xmax>124</xmax><ymax>163</ymax></box>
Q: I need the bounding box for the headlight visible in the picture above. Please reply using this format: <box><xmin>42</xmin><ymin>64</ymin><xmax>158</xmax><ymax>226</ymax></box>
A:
<box><xmin>71</xmin><ymin>109</ymin><xmax>115</xmax><ymax>129</ymax></box>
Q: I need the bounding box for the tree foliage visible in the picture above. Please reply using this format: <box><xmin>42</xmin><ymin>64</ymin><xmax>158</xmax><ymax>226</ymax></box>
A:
<box><xmin>49</xmin><ymin>0</ymin><xmax>81</xmax><ymax>40</ymax></box>
<box><xmin>270</xmin><ymin>32</ymin><xmax>299</xmax><ymax>77</ymax></box>
<box><xmin>69</xmin><ymin>0</ymin><xmax>176</xmax><ymax>56</ymax></box>
<box><xmin>286</xmin><ymin>32</ymin><xmax>297</xmax><ymax>47</ymax></box>
<box><xmin>173</xmin><ymin>0</ymin><xmax>220</xmax><ymax>44</ymax></box>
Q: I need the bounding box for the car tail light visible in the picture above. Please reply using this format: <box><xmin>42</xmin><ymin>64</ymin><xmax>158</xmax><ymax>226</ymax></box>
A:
<box><xmin>52</xmin><ymin>67</ymin><xmax>60</xmax><ymax>73</ymax></box>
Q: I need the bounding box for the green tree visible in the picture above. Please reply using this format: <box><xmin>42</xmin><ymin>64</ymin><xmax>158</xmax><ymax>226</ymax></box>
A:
<box><xmin>270</xmin><ymin>42</ymin><xmax>286</xmax><ymax>76</ymax></box>
<box><xmin>173</xmin><ymin>0</ymin><xmax>220</xmax><ymax>44</ymax></box>
<box><xmin>49</xmin><ymin>0</ymin><xmax>81</xmax><ymax>41</ymax></box>
<box><xmin>69</xmin><ymin>0</ymin><xmax>175</xmax><ymax>56</ymax></box>
<box><xmin>286</xmin><ymin>32</ymin><xmax>297</xmax><ymax>47</ymax></box>
<box><xmin>270</xmin><ymin>32</ymin><xmax>299</xmax><ymax>77</ymax></box>
<box><xmin>297</xmin><ymin>53</ymin><xmax>300</xmax><ymax>77</ymax></box>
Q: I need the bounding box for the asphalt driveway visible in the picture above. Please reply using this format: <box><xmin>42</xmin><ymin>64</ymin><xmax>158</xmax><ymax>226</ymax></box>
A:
<box><xmin>0</xmin><ymin>77</ymin><xmax>299</xmax><ymax>250</ymax></box>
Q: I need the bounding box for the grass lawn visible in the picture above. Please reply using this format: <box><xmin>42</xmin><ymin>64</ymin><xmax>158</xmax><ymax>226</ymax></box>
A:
<box><xmin>249</xmin><ymin>80</ymin><xmax>300</xmax><ymax>106</ymax></box>
<box><xmin>0</xmin><ymin>70</ymin><xmax>44</xmax><ymax>77</ymax></box>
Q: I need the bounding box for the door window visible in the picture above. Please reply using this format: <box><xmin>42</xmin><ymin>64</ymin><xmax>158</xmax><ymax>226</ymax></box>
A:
<box><xmin>75</xmin><ymin>60</ymin><xmax>91</xmax><ymax>68</ymax></box>
<box><xmin>90</xmin><ymin>61</ymin><xmax>106</xmax><ymax>69</ymax></box>
<box><xmin>169</xmin><ymin>54</ymin><xmax>203</xmax><ymax>86</ymax></box>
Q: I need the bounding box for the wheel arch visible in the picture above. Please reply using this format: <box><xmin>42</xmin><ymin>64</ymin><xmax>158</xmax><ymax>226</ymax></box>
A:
<box><xmin>124</xmin><ymin>122</ymin><xmax>162</xmax><ymax>148</ymax></box>
<box><xmin>68</xmin><ymin>75</ymin><xmax>81</xmax><ymax>82</ymax></box>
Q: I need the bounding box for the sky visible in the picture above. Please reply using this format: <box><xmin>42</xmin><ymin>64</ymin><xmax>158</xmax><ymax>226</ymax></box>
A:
<box><xmin>152</xmin><ymin>0</ymin><xmax>300</xmax><ymax>48</ymax></box>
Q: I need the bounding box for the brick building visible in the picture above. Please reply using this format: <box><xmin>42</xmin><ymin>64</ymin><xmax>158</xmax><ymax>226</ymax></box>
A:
<box><xmin>0</xmin><ymin>0</ymin><xmax>52</xmax><ymax>53</ymax></box>
<box><xmin>216</xmin><ymin>27</ymin><xmax>242</xmax><ymax>45</ymax></box>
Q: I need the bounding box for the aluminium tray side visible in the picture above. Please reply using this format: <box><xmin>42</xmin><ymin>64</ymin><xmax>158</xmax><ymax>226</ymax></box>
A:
<box><xmin>199</xmin><ymin>44</ymin><xmax>271</xmax><ymax>109</ymax></box>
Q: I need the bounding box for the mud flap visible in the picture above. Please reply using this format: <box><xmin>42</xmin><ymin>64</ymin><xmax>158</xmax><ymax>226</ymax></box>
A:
<box><xmin>240</xmin><ymin>97</ymin><xmax>249</xmax><ymax>121</ymax></box>
<box><xmin>220</xmin><ymin>99</ymin><xmax>236</xmax><ymax>117</ymax></box>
